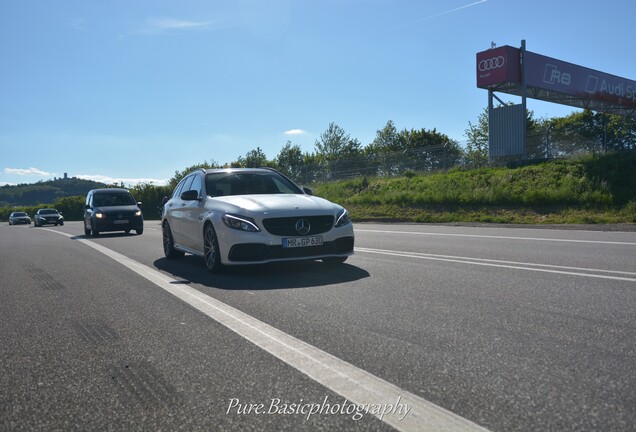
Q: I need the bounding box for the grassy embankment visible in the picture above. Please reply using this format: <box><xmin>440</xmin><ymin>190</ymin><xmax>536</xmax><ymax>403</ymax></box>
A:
<box><xmin>312</xmin><ymin>153</ymin><xmax>636</xmax><ymax>224</ymax></box>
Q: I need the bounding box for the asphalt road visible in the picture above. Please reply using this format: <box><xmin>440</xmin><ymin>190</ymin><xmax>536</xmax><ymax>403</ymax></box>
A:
<box><xmin>1</xmin><ymin>221</ymin><xmax>635</xmax><ymax>431</ymax></box>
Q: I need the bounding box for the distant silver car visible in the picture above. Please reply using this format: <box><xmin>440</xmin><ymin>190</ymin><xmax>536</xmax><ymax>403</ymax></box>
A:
<box><xmin>162</xmin><ymin>168</ymin><xmax>354</xmax><ymax>273</ymax></box>
<box><xmin>9</xmin><ymin>212</ymin><xmax>31</xmax><ymax>225</ymax></box>
<box><xmin>34</xmin><ymin>208</ymin><xmax>64</xmax><ymax>227</ymax></box>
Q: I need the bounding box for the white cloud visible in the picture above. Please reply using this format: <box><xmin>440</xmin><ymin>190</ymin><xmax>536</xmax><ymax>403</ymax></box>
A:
<box><xmin>145</xmin><ymin>17</ymin><xmax>221</xmax><ymax>31</ymax></box>
<box><xmin>4</xmin><ymin>167</ymin><xmax>52</xmax><ymax>176</ymax></box>
<box><xmin>76</xmin><ymin>174</ymin><xmax>168</xmax><ymax>187</ymax></box>
<box><xmin>284</xmin><ymin>129</ymin><xmax>306</xmax><ymax>135</ymax></box>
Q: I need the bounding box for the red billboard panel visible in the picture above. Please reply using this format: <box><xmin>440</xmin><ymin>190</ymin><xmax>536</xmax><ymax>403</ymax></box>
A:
<box><xmin>476</xmin><ymin>46</ymin><xmax>521</xmax><ymax>88</ymax></box>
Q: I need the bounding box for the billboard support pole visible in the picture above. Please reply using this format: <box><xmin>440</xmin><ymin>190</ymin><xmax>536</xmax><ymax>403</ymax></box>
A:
<box><xmin>488</xmin><ymin>89</ymin><xmax>493</xmax><ymax>163</ymax></box>
<box><xmin>521</xmin><ymin>39</ymin><xmax>528</xmax><ymax>160</ymax></box>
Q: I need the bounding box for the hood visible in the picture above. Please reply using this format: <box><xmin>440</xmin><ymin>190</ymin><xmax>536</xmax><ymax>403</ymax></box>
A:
<box><xmin>211</xmin><ymin>194</ymin><xmax>340</xmax><ymax>215</ymax></box>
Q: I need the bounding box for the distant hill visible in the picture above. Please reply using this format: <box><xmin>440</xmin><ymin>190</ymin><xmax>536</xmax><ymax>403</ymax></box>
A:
<box><xmin>0</xmin><ymin>177</ymin><xmax>108</xmax><ymax>206</ymax></box>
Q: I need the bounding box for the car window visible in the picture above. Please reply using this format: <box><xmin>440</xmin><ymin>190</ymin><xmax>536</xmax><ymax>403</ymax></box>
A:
<box><xmin>182</xmin><ymin>175</ymin><xmax>195</xmax><ymax>195</ymax></box>
<box><xmin>189</xmin><ymin>174</ymin><xmax>203</xmax><ymax>197</ymax></box>
<box><xmin>172</xmin><ymin>175</ymin><xmax>191</xmax><ymax>199</ymax></box>
<box><xmin>205</xmin><ymin>172</ymin><xmax>302</xmax><ymax>197</ymax></box>
<box><xmin>271</xmin><ymin>176</ymin><xmax>300</xmax><ymax>194</ymax></box>
<box><xmin>93</xmin><ymin>193</ymin><xmax>136</xmax><ymax>207</ymax></box>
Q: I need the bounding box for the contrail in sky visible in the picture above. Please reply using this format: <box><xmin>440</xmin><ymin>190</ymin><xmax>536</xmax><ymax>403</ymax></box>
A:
<box><xmin>378</xmin><ymin>0</ymin><xmax>488</xmax><ymax>33</ymax></box>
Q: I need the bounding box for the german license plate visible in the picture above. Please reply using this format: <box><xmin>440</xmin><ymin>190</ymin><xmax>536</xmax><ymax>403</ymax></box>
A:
<box><xmin>113</xmin><ymin>219</ymin><xmax>129</xmax><ymax>224</ymax></box>
<box><xmin>282</xmin><ymin>235</ymin><xmax>323</xmax><ymax>248</ymax></box>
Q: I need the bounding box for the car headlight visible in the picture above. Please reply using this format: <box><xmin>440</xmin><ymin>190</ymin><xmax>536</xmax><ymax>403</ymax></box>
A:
<box><xmin>95</xmin><ymin>212</ymin><xmax>104</xmax><ymax>219</ymax></box>
<box><xmin>335</xmin><ymin>208</ymin><xmax>351</xmax><ymax>227</ymax></box>
<box><xmin>135</xmin><ymin>210</ymin><xmax>142</xmax><ymax>216</ymax></box>
<box><xmin>222</xmin><ymin>214</ymin><xmax>260</xmax><ymax>232</ymax></box>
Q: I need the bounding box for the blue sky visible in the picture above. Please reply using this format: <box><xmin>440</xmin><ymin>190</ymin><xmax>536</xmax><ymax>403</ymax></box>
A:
<box><xmin>1</xmin><ymin>0</ymin><xmax>635</xmax><ymax>187</ymax></box>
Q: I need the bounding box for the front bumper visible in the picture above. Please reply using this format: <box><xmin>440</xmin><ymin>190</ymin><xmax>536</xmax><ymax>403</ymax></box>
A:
<box><xmin>37</xmin><ymin>218</ymin><xmax>63</xmax><ymax>225</ymax></box>
<box><xmin>216</xmin><ymin>220</ymin><xmax>355</xmax><ymax>265</ymax></box>
<box><xmin>228</xmin><ymin>236</ymin><xmax>354</xmax><ymax>262</ymax></box>
<box><xmin>93</xmin><ymin>216</ymin><xmax>143</xmax><ymax>232</ymax></box>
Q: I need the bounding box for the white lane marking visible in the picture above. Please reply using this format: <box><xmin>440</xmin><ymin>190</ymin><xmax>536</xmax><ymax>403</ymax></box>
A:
<box><xmin>356</xmin><ymin>247</ymin><xmax>636</xmax><ymax>283</ymax></box>
<box><xmin>359</xmin><ymin>248</ymin><xmax>636</xmax><ymax>276</ymax></box>
<box><xmin>42</xmin><ymin>229</ymin><xmax>489</xmax><ymax>432</ymax></box>
<box><xmin>356</xmin><ymin>229</ymin><xmax>636</xmax><ymax>246</ymax></box>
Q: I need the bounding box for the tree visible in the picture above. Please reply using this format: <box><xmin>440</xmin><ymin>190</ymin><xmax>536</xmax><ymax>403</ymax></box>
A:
<box><xmin>548</xmin><ymin>110</ymin><xmax>636</xmax><ymax>156</ymax></box>
<box><xmin>368</xmin><ymin>120</ymin><xmax>400</xmax><ymax>154</ymax></box>
<box><xmin>129</xmin><ymin>182</ymin><xmax>172</xmax><ymax>220</ymax></box>
<box><xmin>51</xmin><ymin>196</ymin><xmax>86</xmax><ymax>221</ymax></box>
<box><xmin>396</xmin><ymin>128</ymin><xmax>463</xmax><ymax>171</ymax></box>
<box><xmin>314</xmin><ymin>122</ymin><xmax>362</xmax><ymax>162</ymax></box>
<box><xmin>239</xmin><ymin>147</ymin><xmax>271</xmax><ymax>168</ymax></box>
<box><xmin>464</xmin><ymin>109</ymin><xmax>489</xmax><ymax>167</ymax></box>
<box><xmin>275</xmin><ymin>141</ymin><xmax>306</xmax><ymax>180</ymax></box>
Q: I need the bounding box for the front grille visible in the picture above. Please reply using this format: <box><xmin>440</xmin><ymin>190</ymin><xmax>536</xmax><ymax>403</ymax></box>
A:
<box><xmin>262</xmin><ymin>215</ymin><xmax>334</xmax><ymax>236</ymax></box>
<box><xmin>228</xmin><ymin>237</ymin><xmax>354</xmax><ymax>262</ymax></box>
<box><xmin>103</xmin><ymin>211</ymin><xmax>136</xmax><ymax>220</ymax></box>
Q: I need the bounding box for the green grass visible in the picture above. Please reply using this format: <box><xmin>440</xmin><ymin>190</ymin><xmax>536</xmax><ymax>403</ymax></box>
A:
<box><xmin>313</xmin><ymin>153</ymin><xmax>636</xmax><ymax>225</ymax></box>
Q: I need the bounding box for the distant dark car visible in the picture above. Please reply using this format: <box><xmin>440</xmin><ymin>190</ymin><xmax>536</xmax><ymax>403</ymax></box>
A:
<box><xmin>8</xmin><ymin>212</ymin><xmax>31</xmax><ymax>225</ymax></box>
<box><xmin>34</xmin><ymin>208</ymin><xmax>64</xmax><ymax>227</ymax></box>
<box><xmin>83</xmin><ymin>188</ymin><xmax>143</xmax><ymax>236</ymax></box>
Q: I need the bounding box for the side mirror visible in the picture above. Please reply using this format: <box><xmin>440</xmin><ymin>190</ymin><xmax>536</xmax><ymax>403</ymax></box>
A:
<box><xmin>137</xmin><ymin>202</ymin><xmax>143</xmax><ymax>207</ymax></box>
<box><xmin>83</xmin><ymin>204</ymin><xmax>90</xmax><ymax>210</ymax></box>
<box><xmin>180</xmin><ymin>190</ymin><xmax>200</xmax><ymax>201</ymax></box>
<box><xmin>302</xmin><ymin>186</ymin><xmax>313</xmax><ymax>196</ymax></box>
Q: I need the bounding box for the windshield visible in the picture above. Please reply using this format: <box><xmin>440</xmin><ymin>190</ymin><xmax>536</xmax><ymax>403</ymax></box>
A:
<box><xmin>40</xmin><ymin>209</ymin><xmax>59</xmax><ymax>215</ymax></box>
<box><xmin>13</xmin><ymin>212</ymin><xmax>27</xmax><ymax>217</ymax></box>
<box><xmin>93</xmin><ymin>193</ymin><xmax>136</xmax><ymax>207</ymax></box>
<box><xmin>205</xmin><ymin>172</ymin><xmax>302</xmax><ymax>197</ymax></box>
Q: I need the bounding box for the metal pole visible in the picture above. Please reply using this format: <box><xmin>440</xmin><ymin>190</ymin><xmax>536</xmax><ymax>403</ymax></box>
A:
<box><xmin>521</xmin><ymin>39</ymin><xmax>528</xmax><ymax>160</ymax></box>
<box><xmin>488</xmin><ymin>89</ymin><xmax>494</xmax><ymax>163</ymax></box>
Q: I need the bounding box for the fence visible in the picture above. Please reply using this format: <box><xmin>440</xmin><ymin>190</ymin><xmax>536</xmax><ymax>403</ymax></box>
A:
<box><xmin>284</xmin><ymin>131</ymin><xmax>635</xmax><ymax>185</ymax></box>
<box><xmin>288</xmin><ymin>145</ymin><xmax>463</xmax><ymax>184</ymax></box>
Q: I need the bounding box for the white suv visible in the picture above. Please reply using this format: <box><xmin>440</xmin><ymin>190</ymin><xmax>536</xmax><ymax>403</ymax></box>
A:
<box><xmin>162</xmin><ymin>168</ymin><xmax>354</xmax><ymax>272</ymax></box>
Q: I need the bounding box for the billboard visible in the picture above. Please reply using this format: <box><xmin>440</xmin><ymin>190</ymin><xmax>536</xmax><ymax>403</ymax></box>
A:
<box><xmin>524</xmin><ymin>52</ymin><xmax>636</xmax><ymax>109</ymax></box>
<box><xmin>476</xmin><ymin>45</ymin><xmax>636</xmax><ymax>116</ymax></box>
<box><xmin>476</xmin><ymin>46</ymin><xmax>520</xmax><ymax>88</ymax></box>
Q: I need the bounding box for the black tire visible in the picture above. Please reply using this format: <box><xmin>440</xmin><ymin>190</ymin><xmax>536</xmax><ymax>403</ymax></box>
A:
<box><xmin>203</xmin><ymin>223</ymin><xmax>222</xmax><ymax>273</ymax></box>
<box><xmin>59</xmin><ymin>222</ymin><xmax>64</xmax><ymax>226</ymax></box>
<box><xmin>162</xmin><ymin>222</ymin><xmax>184</xmax><ymax>259</ymax></box>
<box><xmin>322</xmin><ymin>256</ymin><xmax>348</xmax><ymax>265</ymax></box>
<box><xmin>136</xmin><ymin>226</ymin><xmax>143</xmax><ymax>235</ymax></box>
<box><xmin>84</xmin><ymin>227</ymin><xmax>91</xmax><ymax>236</ymax></box>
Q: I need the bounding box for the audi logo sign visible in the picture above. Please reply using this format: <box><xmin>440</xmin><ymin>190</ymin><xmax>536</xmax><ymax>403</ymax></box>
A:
<box><xmin>476</xmin><ymin>45</ymin><xmax>520</xmax><ymax>88</ymax></box>
<box><xmin>479</xmin><ymin>56</ymin><xmax>505</xmax><ymax>71</ymax></box>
